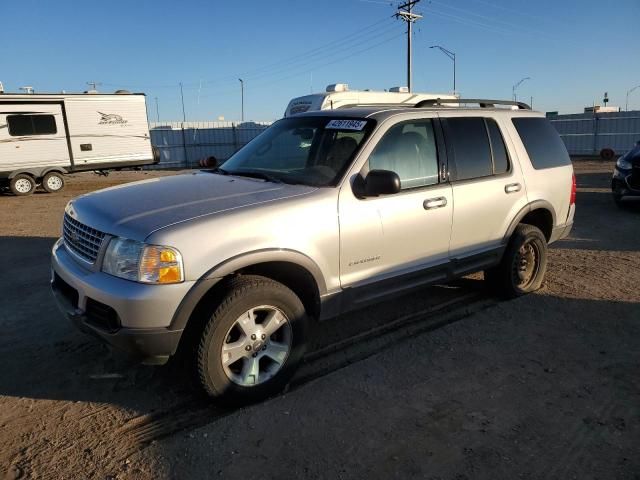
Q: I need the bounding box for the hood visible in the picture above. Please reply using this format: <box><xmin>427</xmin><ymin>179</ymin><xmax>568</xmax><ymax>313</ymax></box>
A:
<box><xmin>67</xmin><ymin>172</ymin><xmax>317</xmax><ymax>240</ymax></box>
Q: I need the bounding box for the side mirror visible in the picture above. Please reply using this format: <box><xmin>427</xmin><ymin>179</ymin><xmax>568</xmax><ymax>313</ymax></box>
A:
<box><xmin>363</xmin><ymin>169</ymin><xmax>401</xmax><ymax>196</ymax></box>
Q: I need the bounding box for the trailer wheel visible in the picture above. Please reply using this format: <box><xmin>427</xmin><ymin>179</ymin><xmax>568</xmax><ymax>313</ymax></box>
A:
<box><xmin>10</xmin><ymin>174</ymin><xmax>36</xmax><ymax>196</ymax></box>
<box><xmin>42</xmin><ymin>172</ymin><xmax>65</xmax><ymax>193</ymax></box>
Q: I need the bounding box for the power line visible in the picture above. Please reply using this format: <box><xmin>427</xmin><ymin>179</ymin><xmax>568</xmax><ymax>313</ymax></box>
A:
<box><xmin>194</xmin><ymin>16</ymin><xmax>394</xmax><ymax>88</ymax></box>
<box><xmin>101</xmin><ymin>16</ymin><xmax>395</xmax><ymax>92</ymax></box>
<box><xmin>198</xmin><ymin>30</ymin><xmax>405</xmax><ymax>99</ymax></box>
<box><xmin>235</xmin><ymin>25</ymin><xmax>400</xmax><ymax>84</ymax></box>
<box><xmin>424</xmin><ymin>8</ymin><xmax>517</xmax><ymax>36</ymax></box>
<box><xmin>428</xmin><ymin>0</ymin><xmax>550</xmax><ymax>36</ymax></box>
<box><xmin>466</xmin><ymin>0</ymin><xmax>552</xmax><ymax>23</ymax></box>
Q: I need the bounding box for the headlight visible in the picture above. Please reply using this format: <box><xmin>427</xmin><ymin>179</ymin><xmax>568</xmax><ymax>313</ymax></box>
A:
<box><xmin>102</xmin><ymin>237</ymin><xmax>184</xmax><ymax>284</ymax></box>
<box><xmin>616</xmin><ymin>156</ymin><xmax>632</xmax><ymax>170</ymax></box>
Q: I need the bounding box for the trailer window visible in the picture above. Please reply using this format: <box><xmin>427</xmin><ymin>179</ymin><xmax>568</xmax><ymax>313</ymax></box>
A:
<box><xmin>7</xmin><ymin>115</ymin><xmax>57</xmax><ymax>136</ymax></box>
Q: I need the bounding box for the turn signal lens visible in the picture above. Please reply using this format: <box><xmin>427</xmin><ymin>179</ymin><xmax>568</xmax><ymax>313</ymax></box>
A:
<box><xmin>139</xmin><ymin>245</ymin><xmax>184</xmax><ymax>284</ymax></box>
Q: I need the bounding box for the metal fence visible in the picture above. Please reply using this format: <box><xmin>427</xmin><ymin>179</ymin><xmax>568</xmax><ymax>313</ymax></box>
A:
<box><xmin>147</xmin><ymin>112</ymin><xmax>640</xmax><ymax>167</ymax></box>
<box><xmin>148</xmin><ymin>121</ymin><xmax>272</xmax><ymax>169</ymax></box>
<box><xmin>548</xmin><ymin>110</ymin><xmax>640</xmax><ymax>156</ymax></box>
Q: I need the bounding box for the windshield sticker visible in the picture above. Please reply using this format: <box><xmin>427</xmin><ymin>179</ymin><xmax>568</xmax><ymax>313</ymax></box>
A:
<box><xmin>326</xmin><ymin>119</ymin><xmax>367</xmax><ymax>130</ymax></box>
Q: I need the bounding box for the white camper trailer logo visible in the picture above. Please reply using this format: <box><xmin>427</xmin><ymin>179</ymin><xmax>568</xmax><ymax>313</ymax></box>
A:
<box><xmin>98</xmin><ymin>112</ymin><xmax>128</xmax><ymax>126</ymax></box>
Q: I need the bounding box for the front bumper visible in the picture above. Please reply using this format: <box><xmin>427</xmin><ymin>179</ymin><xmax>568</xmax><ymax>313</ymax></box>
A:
<box><xmin>51</xmin><ymin>238</ymin><xmax>194</xmax><ymax>363</ymax></box>
<box><xmin>612</xmin><ymin>167</ymin><xmax>640</xmax><ymax>198</ymax></box>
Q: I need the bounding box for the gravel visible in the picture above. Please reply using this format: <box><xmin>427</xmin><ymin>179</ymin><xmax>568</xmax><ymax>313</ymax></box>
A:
<box><xmin>0</xmin><ymin>161</ymin><xmax>638</xmax><ymax>479</ymax></box>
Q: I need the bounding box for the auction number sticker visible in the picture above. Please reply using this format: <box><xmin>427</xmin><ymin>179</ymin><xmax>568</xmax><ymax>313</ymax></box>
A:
<box><xmin>326</xmin><ymin>119</ymin><xmax>367</xmax><ymax>130</ymax></box>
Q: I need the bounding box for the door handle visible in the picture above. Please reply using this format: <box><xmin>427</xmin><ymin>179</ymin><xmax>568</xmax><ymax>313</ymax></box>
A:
<box><xmin>423</xmin><ymin>197</ymin><xmax>447</xmax><ymax>210</ymax></box>
<box><xmin>505</xmin><ymin>183</ymin><xmax>521</xmax><ymax>194</ymax></box>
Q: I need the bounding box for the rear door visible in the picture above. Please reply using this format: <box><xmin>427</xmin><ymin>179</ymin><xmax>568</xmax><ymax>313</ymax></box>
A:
<box><xmin>0</xmin><ymin>104</ymin><xmax>69</xmax><ymax>171</ymax></box>
<box><xmin>443</xmin><ymin>115</ymin><xmax>529</xmax><ymax>260</ymax></box>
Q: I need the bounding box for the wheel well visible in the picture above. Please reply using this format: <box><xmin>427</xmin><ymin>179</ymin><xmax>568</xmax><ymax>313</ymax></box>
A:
<box><xmin>9</xmin><ymin>171</ymin><xmax>36</xmax><ymax>180</ymax></box>
<box><xmin>237</xmin><ymin>262</ymin><xmax>321</xmax><ymax>320</ymax></box>
<box><xmin>175</xmin><ymin>262</ymin><xmax>322</xmax><ymax>359</ymax></box>
<box><xmin>42</xmin><ymin>168</ymin><xmax>66</xmax><ymax>176</ymax></box>
<box><xmin>9</xmin><ymin>168</ymin><xmax>66</xmax><ymax>180</ymax></box>
<box><xmin>520</xmin><ymin>208</ymin><xmax>553</xmax><ymax>241</ymax></box>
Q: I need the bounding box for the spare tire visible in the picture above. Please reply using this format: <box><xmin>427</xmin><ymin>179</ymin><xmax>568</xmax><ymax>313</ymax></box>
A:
<box><xmin>600</xmin><ymin>148</ymin><xmax>615</xmax><ymax>160</ymax></box>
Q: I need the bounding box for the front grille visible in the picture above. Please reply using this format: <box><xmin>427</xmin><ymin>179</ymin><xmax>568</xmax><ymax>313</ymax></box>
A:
<box><xmin>63</xmin><ymin>214</ymin><xmax>105</xmax><ymax>263</ymax></box>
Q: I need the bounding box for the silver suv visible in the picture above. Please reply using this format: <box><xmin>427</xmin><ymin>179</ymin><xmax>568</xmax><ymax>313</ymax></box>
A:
<box><xmin>51</xmin><ymin>99</ymin><xmax>575</xmax><ymax>403</ymax></box>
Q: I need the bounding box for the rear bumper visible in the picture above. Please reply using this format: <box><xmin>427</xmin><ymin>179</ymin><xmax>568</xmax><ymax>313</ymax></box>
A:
<box><xmin>550</xmin><ymin>220</ymin><xmax>573</xmax><ymax>243</ymax></box>
<box><xmin>50</xmin><ymin>238</ymin><xmax>191</xmax><ymax>363</ymax></box>
<box><xmin>549</xmin><ymin>202</ymin><xmax>575</xmax><ymax>244</ymax></box>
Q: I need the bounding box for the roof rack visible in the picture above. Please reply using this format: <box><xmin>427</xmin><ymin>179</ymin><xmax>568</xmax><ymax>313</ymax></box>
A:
<box><xmin>335</xmin><ymin>103</ymin><xmax>417</xmax><ymax>110</ymax></box>
<box><xmin>415</xmin><ymin>98</ymin><xmax>531</xmax><ymax>110</ymax></box>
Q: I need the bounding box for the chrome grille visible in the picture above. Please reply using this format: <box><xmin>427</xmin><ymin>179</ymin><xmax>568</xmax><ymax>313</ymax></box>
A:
<box><xmin>63</xmin><ymin>214</ymin><xmax>105</xmax><ymax>263</ymax></box>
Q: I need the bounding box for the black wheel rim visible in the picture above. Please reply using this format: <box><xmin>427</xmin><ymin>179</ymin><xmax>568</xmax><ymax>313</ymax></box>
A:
<box><xmin>511</xmin><ymin>240</ymin><xmax>540</xmax><ymax>289</ymax></box>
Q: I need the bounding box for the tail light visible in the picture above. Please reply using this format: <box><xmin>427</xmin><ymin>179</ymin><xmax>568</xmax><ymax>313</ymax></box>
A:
<box><xmin>570</xmin><ymin>173</ymin><xmax>576</xmax><ymax>205</ymax></box>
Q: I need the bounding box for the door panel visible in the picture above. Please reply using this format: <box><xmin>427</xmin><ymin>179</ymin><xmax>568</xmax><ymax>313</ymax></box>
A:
<box><xmin>339</xmin><ymin>118</ymin><xmax>453</xmax><ymax>291</ymax></box>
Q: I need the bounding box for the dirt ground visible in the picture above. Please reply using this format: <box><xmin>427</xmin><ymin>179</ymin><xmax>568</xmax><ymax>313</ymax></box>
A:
<box><xmin>0</xmin><ymin>161</ymin><xmax>638</xmax><ymax>479</ymax></box>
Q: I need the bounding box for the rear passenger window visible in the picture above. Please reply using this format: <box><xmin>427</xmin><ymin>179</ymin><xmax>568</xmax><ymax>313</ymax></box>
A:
<box><xmin>486</xmin><ymin>119</ymin><xmax>509</xmax><ymax>173</ymax></box>
<box><xmin>444</xmin><ymin>118</ymin><xmax>492</xmax><ymax>180</ymax></box>
<box><xmin>7</xmin><ymin>114</ymin><xmax>57</xmax><ymax>136</ymax></box>
<box><xmin>368</xmin><ymin>120</ymin><xmax>439</xmax><ymax>190</ymax></box>
<box><xmin>512</xmin><ymin>117</ymin><xmax>571</xmax><ymax>169</ymax></box>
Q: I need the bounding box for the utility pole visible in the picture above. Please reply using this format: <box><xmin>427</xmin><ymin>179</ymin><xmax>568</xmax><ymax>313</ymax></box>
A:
<box><xmin>179</xmin><ymin>82</ymin><xmax>188</xmax><ymax>166</ymax></box>
<box><xmin>238</xmin><ymin>78</ymin><xmax>244</xmax><ymax>122</ymax></box>
<box><xmin>396</xmin><ymin>0</ymin><xmax>422</xmax><ymax>92</ymax></box>
<box><xmin>625</xmin><ymin>85</ymin><xmax>640</xmax><ymax>111</ymax></box>
<box><xmin>155</xmin><ymin>97</ymin><xmax>160</xmax><ymax>122</ymax></box>
<box><xmin>179</xmin><ymin>82</ymin><xmax>186</xmax><ymax>122</ymax></box>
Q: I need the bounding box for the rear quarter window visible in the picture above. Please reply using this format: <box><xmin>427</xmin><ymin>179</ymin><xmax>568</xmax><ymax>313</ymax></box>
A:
<box><xmin>512</xmin><ymin>117</ymin><xmax>570</xmax><ymax>169</ymax></box>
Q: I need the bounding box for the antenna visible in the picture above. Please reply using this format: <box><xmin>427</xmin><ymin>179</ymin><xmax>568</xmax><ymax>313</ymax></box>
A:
<box><xmin>86</xmin><ymin>81</ymin><xmax>102</xmax><ymax>92</ymax></box>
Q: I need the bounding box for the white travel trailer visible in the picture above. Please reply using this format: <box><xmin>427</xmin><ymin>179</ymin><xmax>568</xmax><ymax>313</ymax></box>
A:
<box><xmin>0</xmin><ymin>90</ymin><xmax>157</xmax><ymax>195</ymax></box>
<box><xmin>284</xmin><ymin>83</ymin><xmax>458</xmax><ymax>117</ymax></box>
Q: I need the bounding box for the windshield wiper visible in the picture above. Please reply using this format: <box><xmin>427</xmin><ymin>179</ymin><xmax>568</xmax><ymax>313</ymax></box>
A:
<box><xmin>203</xmin><ymin>166</ymin><xmax>229</xmax><ymax>175</ymax></box>
<box><xmin>227</xmin><ymin>170</ymin><xmax>282</xmax><ymax>184</ymax></box>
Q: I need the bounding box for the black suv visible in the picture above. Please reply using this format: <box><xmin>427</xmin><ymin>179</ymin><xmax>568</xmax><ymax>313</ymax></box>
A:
<box><xmin>612</xmin><ymin>141</ymin><xmax>640</xmax><ymax>207</ymax></box>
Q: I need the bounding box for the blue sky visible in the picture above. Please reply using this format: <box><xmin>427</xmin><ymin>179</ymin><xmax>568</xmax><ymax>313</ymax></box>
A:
<box><xmin>2</xmin><ymin>0</ymin><xmax>639</xmax><ymax>121</ymax></box>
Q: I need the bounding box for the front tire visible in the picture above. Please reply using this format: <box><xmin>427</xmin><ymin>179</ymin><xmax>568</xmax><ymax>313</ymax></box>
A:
<box><xmin>485</xmin><ymin>224</ymin><xmax>548</xmax><ymax>298</ymax></box>
<box><xmin>197</xmin><ymin>275</ymin><xmax>308</xmax><ymax>404</ymax></box>
<box><xmin>42</xmin><ymin>172</ymin><xmax>65</xmax><ymax>193</ymax></box>
<box><xmin>9</xmin><ymin>174</ymin><xmax>36</xmax><ymax>196</ymax></box>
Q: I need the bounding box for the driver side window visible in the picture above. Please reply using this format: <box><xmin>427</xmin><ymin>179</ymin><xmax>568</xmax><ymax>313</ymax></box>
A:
<box><xmin>368</xmin><ymin>120</ymin><xmax>439</xmax><ymax>190</ymax></box>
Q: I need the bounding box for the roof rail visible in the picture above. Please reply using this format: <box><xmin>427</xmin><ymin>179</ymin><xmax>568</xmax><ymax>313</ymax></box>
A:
<box><xmin>335</xmin><ymin>103</ymin><xmax>416</xmax><ymax>110</ymax></box>
<box><xmin>415</xmin><ymin>98</ymin><xmax>531</xmax><ymax>110</ymax></box>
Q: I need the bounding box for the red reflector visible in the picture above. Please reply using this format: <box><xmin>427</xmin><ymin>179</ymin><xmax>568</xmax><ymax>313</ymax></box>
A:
<box><xmin>570</xmin><ymin>173</ymin><xmax>576</xmax><ymax>205</ymax></box>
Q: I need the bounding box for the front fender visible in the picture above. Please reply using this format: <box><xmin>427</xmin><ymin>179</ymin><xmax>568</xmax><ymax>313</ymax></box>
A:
<box><xmin>168</xmin><ymin>248</ymin><xmax>327</xmax><ymax>331</ymax></box>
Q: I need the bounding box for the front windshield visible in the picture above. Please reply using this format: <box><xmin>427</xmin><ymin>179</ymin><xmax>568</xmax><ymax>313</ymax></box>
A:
<box><xmin>221</xmin><ymin>117</ymin><xmax>375</xmax><ymax>187</ymax></box>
